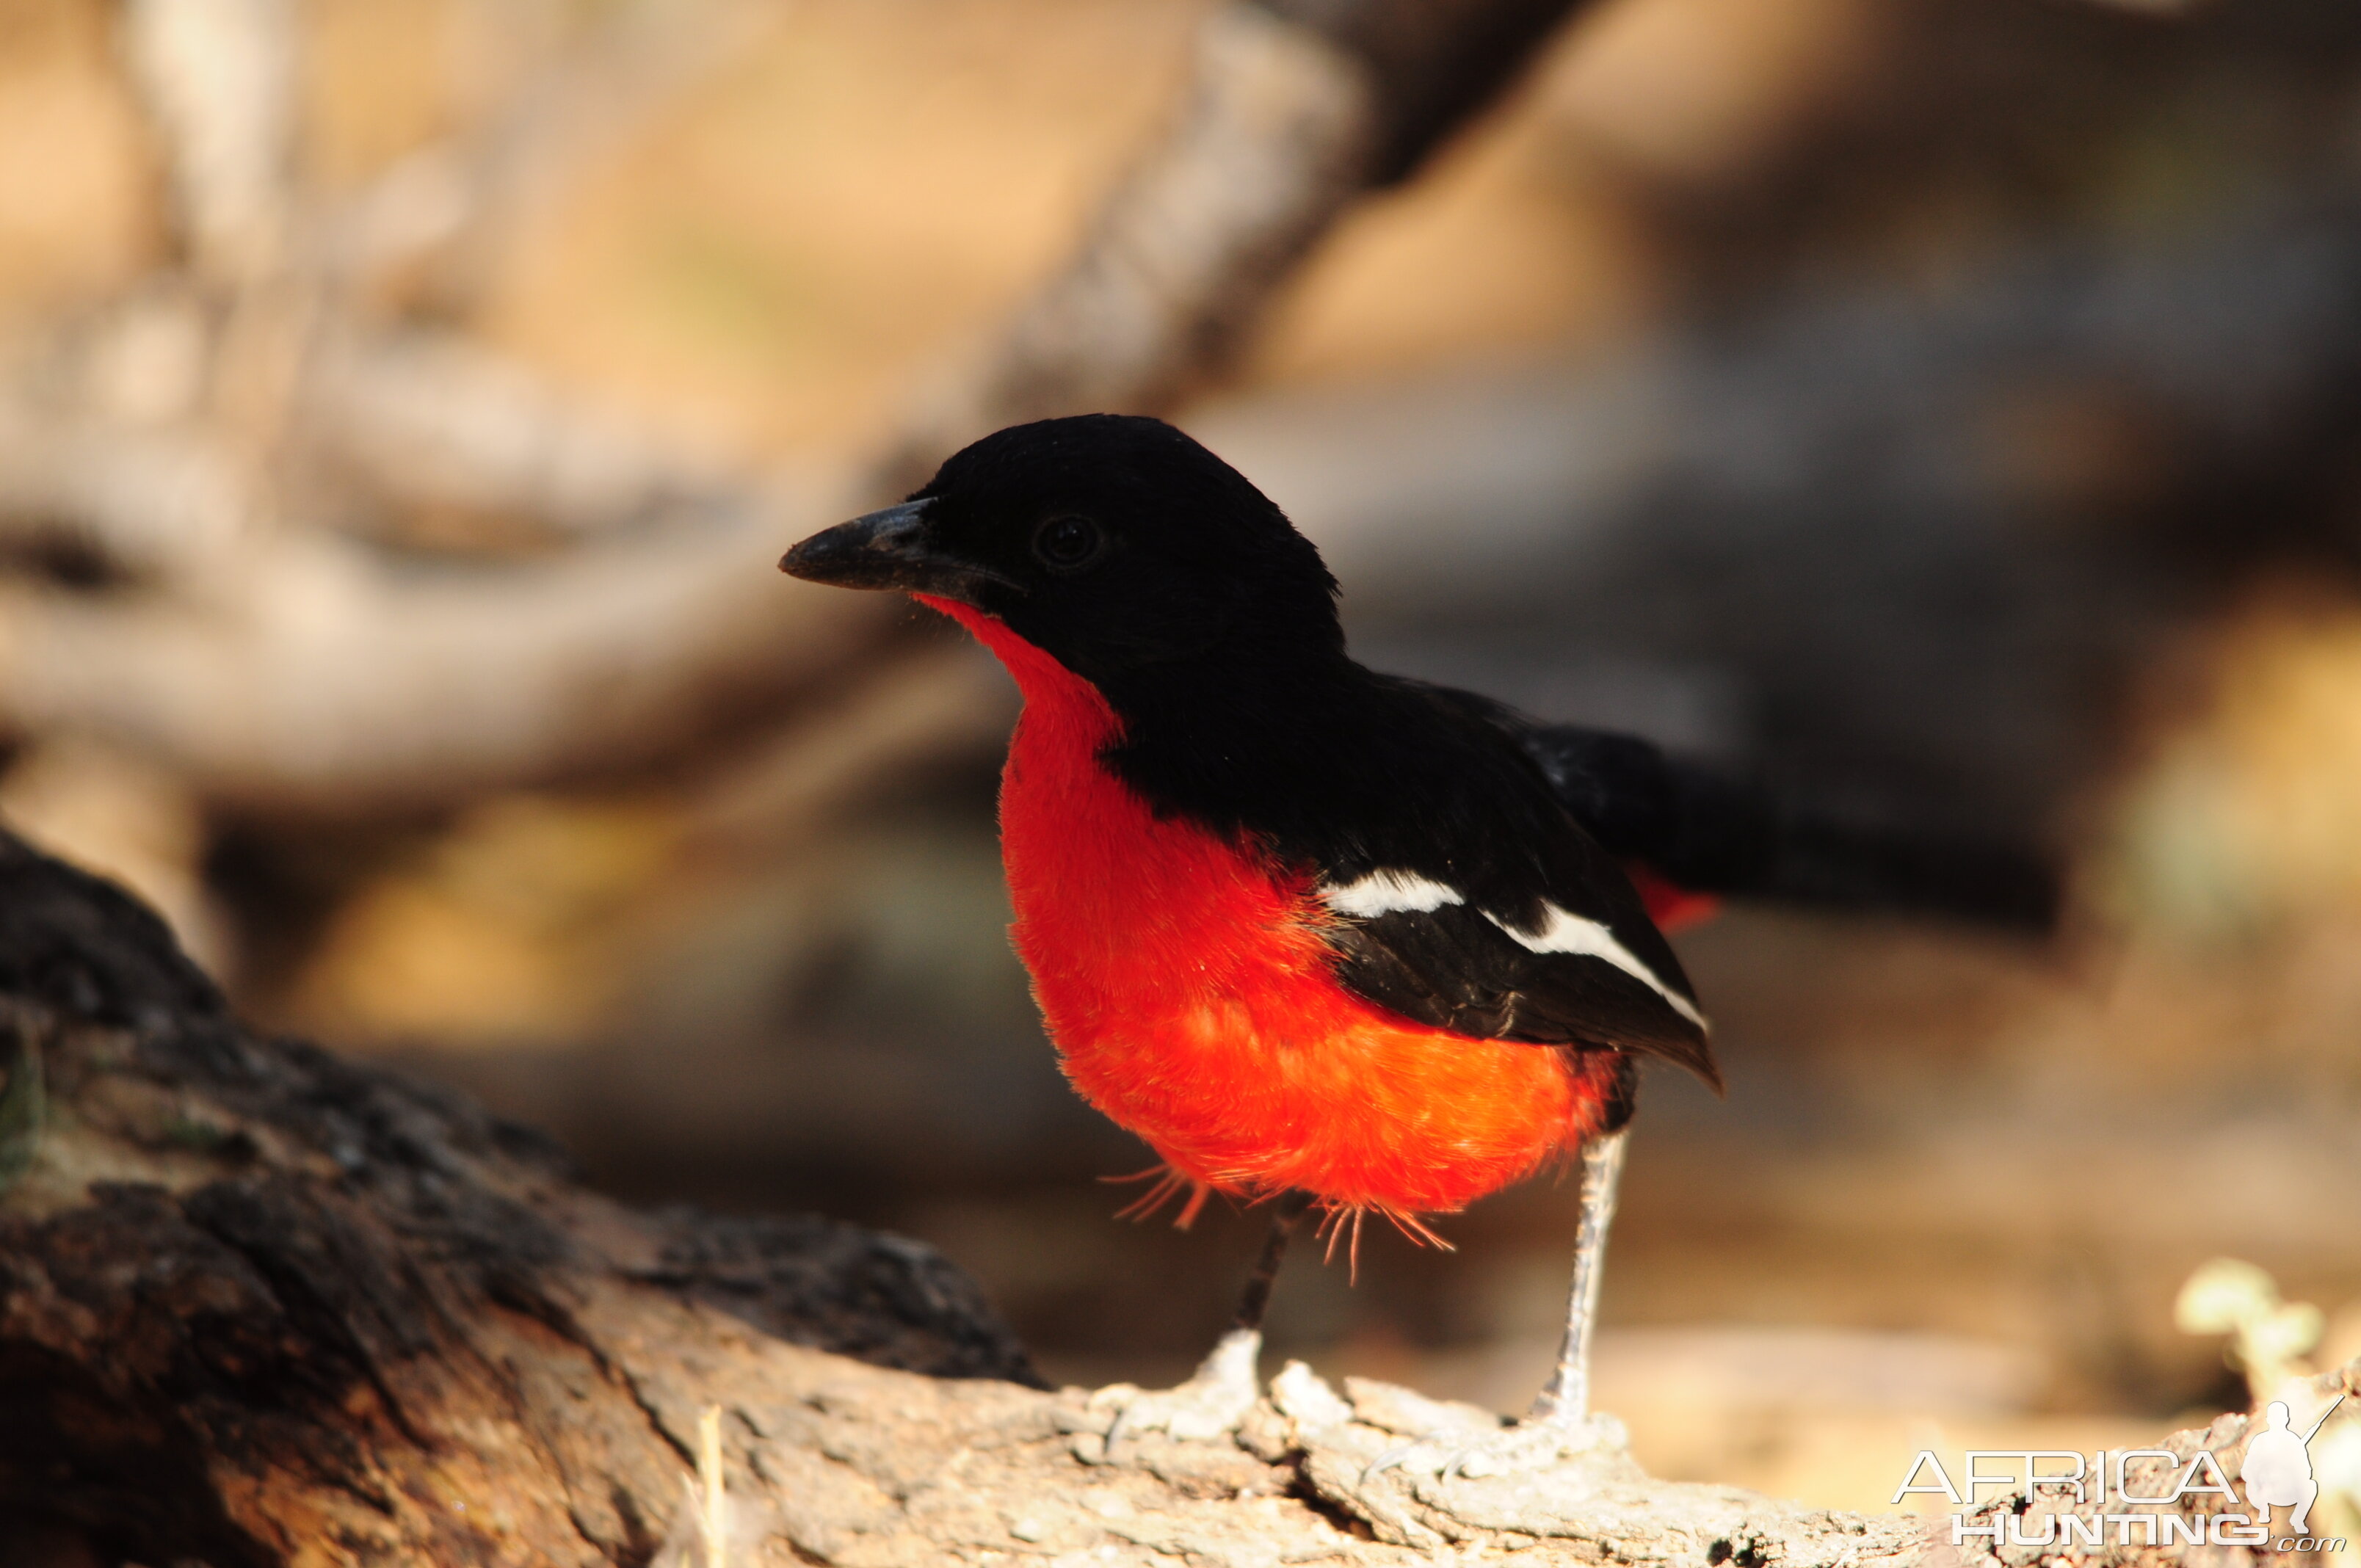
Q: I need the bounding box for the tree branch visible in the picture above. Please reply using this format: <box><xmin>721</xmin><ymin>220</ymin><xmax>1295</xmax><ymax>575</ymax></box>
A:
<box><xmin>0</xmin><ymin>501</ymin><xmax>886</xmax><ymax>809</ymax></box>
<box><xmin>119</xmin><ymin>0</ymin><xmax>298</xmax><ymax>285</ymax></box>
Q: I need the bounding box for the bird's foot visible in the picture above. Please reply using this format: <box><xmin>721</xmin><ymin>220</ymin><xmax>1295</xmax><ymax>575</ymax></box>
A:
<box><xmin>1071</xmin><ymin>1327</ymin><xmax>1263</xmax><ymax>1463</ymax></box>
<box><xmin>1363</xmin><ymin>1407</ymin><xmax>1628</xmax><ymax>1483</ymax></box>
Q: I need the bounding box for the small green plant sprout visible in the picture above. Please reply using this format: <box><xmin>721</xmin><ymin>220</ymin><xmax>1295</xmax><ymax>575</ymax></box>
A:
<box><xmin>2176</xmin><ymin>1257</ymin><xmax>2325</xmax><ymax>1404</ymax></box>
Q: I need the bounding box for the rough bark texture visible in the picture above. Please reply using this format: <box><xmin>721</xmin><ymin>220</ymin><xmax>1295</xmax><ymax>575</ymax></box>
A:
<box><xmin>8</xmin><ymin>827</ymin><xmax>2335</xmax><ymax>1567</ymax></box>
<box><xmin>0</xmin><ymin>830</ymin><xmax>1033</xmax><ymax>1565</ymax></box>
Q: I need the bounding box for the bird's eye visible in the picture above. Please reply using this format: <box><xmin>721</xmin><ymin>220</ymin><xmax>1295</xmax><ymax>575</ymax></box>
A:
<box><xmin>1032</xmin><ymin>515</ymin><xmax>1103</xmax><ymax>570</ymax></box>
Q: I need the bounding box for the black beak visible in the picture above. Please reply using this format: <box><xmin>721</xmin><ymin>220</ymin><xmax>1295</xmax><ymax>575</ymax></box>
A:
<box><xmin>778</xmin><ymin>500</ymin><xmax>941</xmax><ymax>590</ymax></box>
<box><xmin>782</xmin><ymin>500</ymin><xmax>1020</xmax><ymax>603</ymax></box>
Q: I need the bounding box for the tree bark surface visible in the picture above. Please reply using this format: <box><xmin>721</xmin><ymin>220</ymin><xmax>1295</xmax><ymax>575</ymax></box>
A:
<box><xmin>4</xmin><ymin>830</ymin><xmax>2340</xmax><ymax>1567</ymax></box>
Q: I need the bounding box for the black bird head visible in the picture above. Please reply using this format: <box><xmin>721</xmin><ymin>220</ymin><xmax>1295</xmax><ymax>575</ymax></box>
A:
<box><xmin>781</xmin><ymin>415</ymin><xmax>1341</xmax><ymax>689</ymax></box>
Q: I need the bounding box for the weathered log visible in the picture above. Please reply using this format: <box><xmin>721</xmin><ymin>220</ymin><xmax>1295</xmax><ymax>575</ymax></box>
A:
<box><xmin>0</xmin><ymin>830</ymin><xmax>1031</xmax><ymax>1564</ymax></box>
<box><xmin>11</xmin><ymin>827</ymin><xmax>2338</xmax><ymax>1567</ymax></box>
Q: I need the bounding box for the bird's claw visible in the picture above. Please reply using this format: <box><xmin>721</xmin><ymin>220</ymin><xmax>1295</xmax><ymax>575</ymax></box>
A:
<box><xmin>1084</xmin><ymin>1326</ymin><xmax>1263</xmax><ymax>1459</ymax></box>
<box><xmin>1361</xmin><ymin>1440</ymin><xmax>1429</xmax><ymax>1481</ymax></box>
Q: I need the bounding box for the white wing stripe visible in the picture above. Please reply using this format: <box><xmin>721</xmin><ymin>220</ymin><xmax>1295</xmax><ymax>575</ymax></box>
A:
<box><xmin>1484</xmin><ymin>903</ymin><xmax>1708</xmax><ymax>1030</ymax></box>
<box><xmin>1321</xmin><ymin>869</ymin><xmax>1465</xmax><ymax>918</ymax></box>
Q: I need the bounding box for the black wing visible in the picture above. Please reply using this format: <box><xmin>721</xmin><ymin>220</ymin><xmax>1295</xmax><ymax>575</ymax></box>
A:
<box><xmin>1302</xmin><ymin>681</ymin><xmax>1720</xmax><ymax>1090</ymax></box>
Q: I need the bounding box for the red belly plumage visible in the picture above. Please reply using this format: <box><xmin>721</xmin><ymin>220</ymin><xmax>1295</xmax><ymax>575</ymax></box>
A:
<box><xmin>924</xmin><ymin>598</ymin><xmax>1620</xmax><ymax>1219</ymax></box>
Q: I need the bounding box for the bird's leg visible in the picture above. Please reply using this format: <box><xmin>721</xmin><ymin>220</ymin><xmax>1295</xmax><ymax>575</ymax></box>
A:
<box><xmin>1093</xmin><ymin>1191</ymin><xmax>1313</xmax><ymax>1451</ymax></box>
<box><xmin>1363</xmin><ymin>1130</ymin><xmax>1631</xmax><ymax>1482</ymax></box>
<box><xmin>1232</xmin><ymin>1188</ymin><xmax>1312</xmax><ymax>1335</ymax></box>
<box><xmin>1526</xmin><ymin>1126</ymin><xmax>1626</xmax><ymax>1429</ymax></box>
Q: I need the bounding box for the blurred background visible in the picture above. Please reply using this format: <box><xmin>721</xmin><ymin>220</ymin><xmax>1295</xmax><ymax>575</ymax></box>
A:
<box><xmin>3</xmin><ymin>0</ymin><xmax>2360</xmax><ymax>1522</ymax></box>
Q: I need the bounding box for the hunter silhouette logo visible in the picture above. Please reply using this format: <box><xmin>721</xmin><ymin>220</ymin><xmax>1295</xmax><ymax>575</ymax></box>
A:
<box><xmin>2243</xmin><ymin>1396</ymin><xmax>2342</xmax><ymax>1535</ymax></box>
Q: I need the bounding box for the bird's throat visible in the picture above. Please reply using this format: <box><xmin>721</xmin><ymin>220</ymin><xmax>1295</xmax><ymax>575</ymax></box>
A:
<box><xmin>916</xmin><ymin>595</ymin><xmax>1116</xmax><ymax>737</ymax></box>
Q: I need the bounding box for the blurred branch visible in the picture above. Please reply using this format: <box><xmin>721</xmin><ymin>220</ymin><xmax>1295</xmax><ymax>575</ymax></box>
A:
<box><xmin>306</xmin><ymin>330</ymin><xmax>744</xmax><ymax>537</ymax></box>
<box><xmin>0</xmin><ymin>402</ymin><xmax>253</xmax><ymax>581</ymax></box>
<box><xmin>0</xmin><ymin>505</ymin><xmax>885</xmax><ymax>809</ymax></box>
<box><xmin>883</xmin><ymin>6</ymin><xmax>1378</xmax><ymax>477</ymax></box>
<box><xmin>119</xmin><ymin>0</ymin><xmax>297</xmax><ymax>285</ymax></box>
<box><xmin>1205</xmin><ymin>197</ymin><xmax>2361</xmax><ymax>609</ymax></box>
<box><xmin>686</xmin><ymin>641</ymin><xmax>1018</xmax><ymax>852</ymax></box>
<box><xmin>887</xmin><ymin>0</ymin><xmax>1594</xmax><ymax>482</ymax></box>
<box><xmin>0</xmin><ymin>0</ymin><xmax>1601</xmax><ymax>808</ymax></box>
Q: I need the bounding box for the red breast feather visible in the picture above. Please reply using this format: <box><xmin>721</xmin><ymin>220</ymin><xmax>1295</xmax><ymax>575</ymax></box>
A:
<box><xmin>923</xmin><ymin>598</ymin><xmax>1622</xmax><ymax>1220</ymax></box>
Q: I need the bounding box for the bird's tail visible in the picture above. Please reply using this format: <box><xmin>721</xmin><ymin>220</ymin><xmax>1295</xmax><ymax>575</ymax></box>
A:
<box><xmin>1519</xmin><ymin>724</ymin><xmax>2062</xmax><ymax>934</ymax></box>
